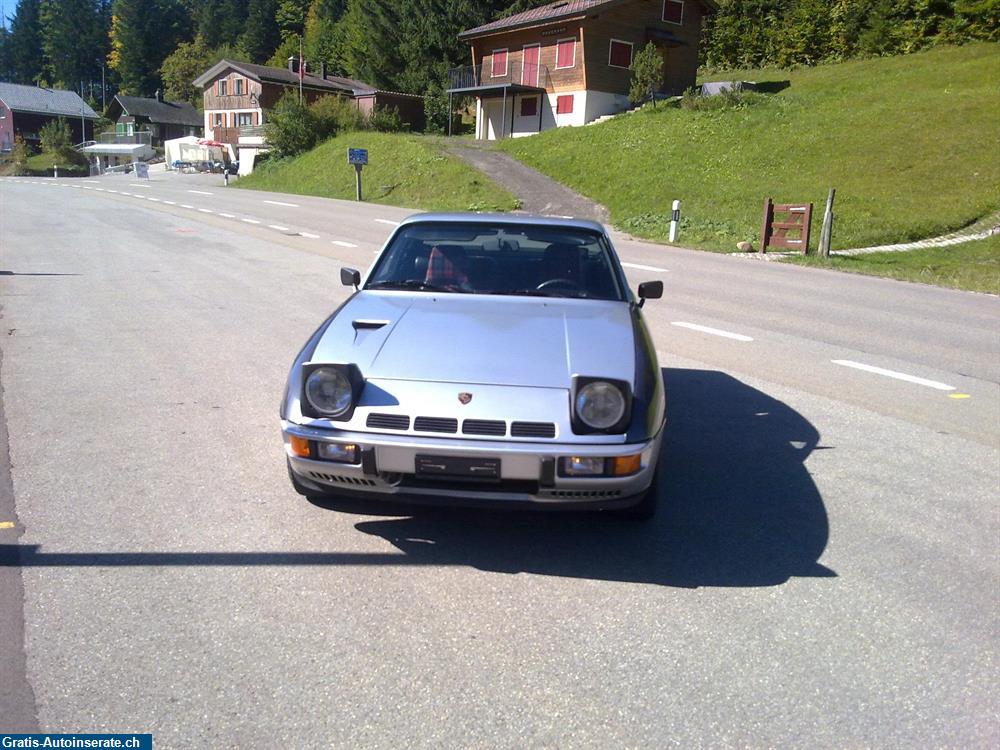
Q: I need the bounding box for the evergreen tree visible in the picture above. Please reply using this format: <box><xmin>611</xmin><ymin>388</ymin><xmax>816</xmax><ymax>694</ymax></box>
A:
<box><xmin>109</xmin><ymin>0</ymin><xmax>191</xmax><ymax>96</ymax></box>
<box><xmin>240</xmin><ymin>0</ymin><xmax>282</xmax><ymax>62</ymax></box>
<box><xmin>8</xmin><ymin>0</ymin><xmax>45</xmax><ymax>84</ymax></box>
<box><xmin>197</xmin><ymin>0</ymin><xmax>249</xmax><ymax>49</ymax></box>
<box><xmin>277</xmin><ymin>0</ymin><xmax>311</xmax><ymax>40</ymax></box>
<box><xmin>39</xmin><ymin>0</ymin><xmax>105</xmax><ymax>89</ymax></box>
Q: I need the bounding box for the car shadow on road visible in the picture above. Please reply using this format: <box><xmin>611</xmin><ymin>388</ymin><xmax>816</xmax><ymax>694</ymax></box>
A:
<box><xmin>346</xmin><ymin>368</ymin><xmax>836</xmax><ymax>588</ymax></box>
<box><xmin>0</xmin><ymin>369</ymin><xmax>835</xmax><ymax>588</ymax></box>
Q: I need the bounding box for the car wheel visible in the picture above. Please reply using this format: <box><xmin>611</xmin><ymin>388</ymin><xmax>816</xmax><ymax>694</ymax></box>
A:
<box><xmin>286</xmin><ymin>458</ymin><xmax>340</xmax><ymax>501</ymax></box>
<box><xmin>609</xmin><ymin>468</ymin><xmax>660</xmax><ymax>521</ymax></box>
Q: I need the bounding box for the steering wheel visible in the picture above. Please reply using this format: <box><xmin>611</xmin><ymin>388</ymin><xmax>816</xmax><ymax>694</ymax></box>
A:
<box><xmin>536</xmin><ymin>278</ymin><xmax>584</xmax><ymax>293</ymax></box>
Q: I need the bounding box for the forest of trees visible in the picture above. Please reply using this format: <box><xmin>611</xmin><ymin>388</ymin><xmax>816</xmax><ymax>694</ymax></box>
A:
<box><xmin>0</xmin><ymin>0</ymin><xmax>995</xmax><ymax>122</ymax></box>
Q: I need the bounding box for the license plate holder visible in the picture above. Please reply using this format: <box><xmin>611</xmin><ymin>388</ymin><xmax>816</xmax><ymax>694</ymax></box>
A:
<box><xmin>415</xmin><ymin>454</ymin><xmax>501</xmax><ymax>481</ymax></box>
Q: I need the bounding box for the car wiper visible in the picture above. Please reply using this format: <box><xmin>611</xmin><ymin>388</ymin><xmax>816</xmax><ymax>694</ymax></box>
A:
<box><xmin>367</xmin><ymin>280</ymin><xmax>455</xmax><ymax>293</ymax></box>
<box><xmin>500</xmin><ymin>288</ymin><xmax>582</xmax><ymax>298</ymax></box>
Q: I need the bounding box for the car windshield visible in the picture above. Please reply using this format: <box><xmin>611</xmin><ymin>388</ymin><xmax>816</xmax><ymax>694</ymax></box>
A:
<box><xmin>364</xmin><ymin>222</ymin><xmax>626</xmax><ymax>300</ymax></box>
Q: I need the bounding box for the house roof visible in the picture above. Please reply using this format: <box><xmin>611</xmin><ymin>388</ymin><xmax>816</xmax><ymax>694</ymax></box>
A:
<box><xmin>113</xmin><ymin>95</ymin><xmax>202</xmax><ymax>127</ymax></box>
<box><xmin>458</xmin><ymin>0</ymin><xmax>717</xmax><ymax>39</ymax></box>
<box><xmin>193</xmin><ymin>59</ymin><xmax>377</xmax><ymax>96</ymax></box>
<box><xmin>0</xmin><ymin>82</ymin><xmax>98</xmax><ymax>119</ymax></box>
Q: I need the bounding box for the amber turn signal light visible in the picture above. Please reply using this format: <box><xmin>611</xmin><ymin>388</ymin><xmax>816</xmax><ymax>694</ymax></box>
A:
<box><xmin>289</xmin><ymin>435</ymin><xmax>311</xmax><ymax>457</ymax></box>
<box><xmin>611</xmin><ymin>454</ymin><xmax>642</xmax><ymax>476</ymax></box>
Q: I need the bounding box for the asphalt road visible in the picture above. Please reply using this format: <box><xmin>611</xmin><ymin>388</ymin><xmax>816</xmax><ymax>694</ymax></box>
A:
<box><xmin>0</xmin><ymin>174</ymin><xmax>997</xmax><ymax>748</ymax></box>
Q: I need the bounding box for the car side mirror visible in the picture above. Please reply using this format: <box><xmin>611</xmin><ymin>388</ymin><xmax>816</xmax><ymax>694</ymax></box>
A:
<box><xmin>341</xmin><ymin>267</ymin><xmax>361</xmax><ymax>290</ymax></box>
<box><xmin>637</xmin><ymin>280</ymin><xmax>663</xmax><ymax>307</ymax></box>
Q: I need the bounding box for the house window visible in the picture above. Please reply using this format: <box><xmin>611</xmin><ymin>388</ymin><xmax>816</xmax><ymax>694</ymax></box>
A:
<box><xmin>556</xmin><ymin>38</ymin><xmax>576</xmax><ymax>69</ymax></box>
<box><xmin>218</xmin><ymin>79</ymin><xmax>228</xmax><ymax>96</ymax></box>
<box><xmin>213</xmin><ymin>113</ymin><xmax>223</xmax><ymax>127</ymax></box>
<box><xmin>663</xmin><ymin>0</ymin><xmax>684</xmax><ymax>24</ymax></box>
<box><xmin>609</xmin><ymin>39</ymin><xmax>634</xmax><ymax>68</ymax></box>
<box><xmin>520</xmin><ymin>96</ymin><xmax>538</xmax><ymax>117</ymax></box>
<box><xmin>234</xmin><ymin>79</ymin><xmax>244</xmax><ymax>96</ymax></box>
<box><xmin>491</xmin><ymin>49</ymin><xmax>508</xmax><ymax>77</ymax></box>
<box><xmin>238</xmin><ymin>112</ymin><xmax>253</xmax><ymax>126</ymax></box>
<box><xmin>556</xmin><ymin>94</ymin><xmax>574</xmax><ymax>114</ymax></box>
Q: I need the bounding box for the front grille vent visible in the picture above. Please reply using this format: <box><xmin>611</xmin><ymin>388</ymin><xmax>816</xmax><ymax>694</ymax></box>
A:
<box><xmin>510</xmin><ymin>421</ymin><xmax>557</xmax><ymax>438</ymax></box>
<box><xmin>543</xmin><ymin>489</ymin><xmax>623</xmax><ymax>499</ymax></box>
<box><xmin>308</xmin><ymin>472</ymin><xmax>377</xmax><ymax>487</ymax></box>
<box><xmin>413</xmin><ymin>416</ymin><xmax>459</xmax><ymax>434</ymax></box>
<box><xmin>462</xmin><ymin>419</ymin><xmax>506</xmax><ymax>436</ymax></box>
<box><xmin>366</xmin><ymin>413</ymin><xmax>410</xmax><ymax>430</ymax></box>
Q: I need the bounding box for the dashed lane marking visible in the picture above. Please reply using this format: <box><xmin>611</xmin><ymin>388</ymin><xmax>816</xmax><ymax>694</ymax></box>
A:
<box><xmin>162</xmin><ymin>200</ymin><xmax>176</xmax><ymax>205</ymax></box>
<box><xmin>0</xmin><ymin>522</ymin><xmax>14</xmax><ymax>529</ymax></box>
<box><xmin>375</xmin><ymin>219</ymin><xmax>400</xmax><ymax>226</ymax></box>
<box><xmin>180</xmin><ymin>204</ymin><xmax>195</xmax><ymax>209</ymax></box>
<box><xmin>188</xmin><ymin>190</ymin><xmax>213</xmax><ymax>195</ymax></box>
<box><xmin>671</xmin><ymin>321</ymin><xmax>754</xmax><ymax>342</ymax></box>
<box><xmin>242</xmin><ymin>218</ymin><xmax>261</xmax><ymax>224</ymax></box>
<box><xmin>147</xmin><ymin>197</ymin><xmax>160</xmax><ymax>202</ymax></box>
<box><xmin>831</xmin><ymin>360</ymin><xmax>956</xmax><ymax>391</ymax></box>
<box><xmin>219</xmin><ymin>213</ymin><xmax>235</xmax><ymax>218</ymax></box>
<box><xmin>949</xmin><ymin>393</ymin><xmax>972</xmax><ymax>399</ymax></box>
<box><xmin>299</xmin><ymin>232</ymin><xmax>320</xmax><ymax>239</ymax></box>
<box><xmin>622</xmin><ymin>262</ymin><xmax>670</xmax><ymax>273</ymax></box>
<box><xmin>264</xmin><ymin>199</ymin><xmax>299</xmax><ymax>207</ymax></box>
<box><xmin>268</xmin><ymin>224</ymin><xmax>291</xmax><ymax>231</ymax></box>
<box><xmin>332</xmin><ymin>240</ymin><xmax>359</xmax><ymax>248</ymax></box>
<box><xmin>198</xmin><ymin>208</ymin><xmax>214</xmax><ymax>213</ymax></box>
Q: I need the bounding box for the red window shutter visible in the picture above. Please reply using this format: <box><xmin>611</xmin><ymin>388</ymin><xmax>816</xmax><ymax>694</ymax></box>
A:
<box><xmin>610</xmin><ymin>41</ymin><xmax>632</xmax><ymax>68</ymax></box>
<box><xmin>492</xmin><ymin>49</ymin><xmax>508</xmax><ymax>76</ymax></box>
<box><xmin>253</xmin><ymin>111</ymin><xmax>258</xmax><ymax>126</ymax></box>
<box><xmin>556</xmin><ymin>95</ymin><xmax>574</xmax><ymax>114</ymax></box>
<box><xmin>663</xmin><ymin>0</ymin><xmax>684</xmax><ymax>24</ymax></box>
<box><xmin>557</xmin><ymin>39</ymin><xmax>575</xmax><ymax>68</ymax></box>
<box><xmin>520</xmin><ymin>96</ymin><xmax>537</xmax><ymax>117</ymax></box>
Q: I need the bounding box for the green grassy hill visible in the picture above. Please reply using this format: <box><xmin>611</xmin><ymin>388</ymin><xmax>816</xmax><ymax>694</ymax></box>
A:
<box><xmin>499</xmin><ymin>43</ymin><xmax>1000</xmax><ymax>253</ymax></box>
<box><xmin>237</xmin><ymin>131</ymin><xmax>519</xmax><ymax>212</ymax></box>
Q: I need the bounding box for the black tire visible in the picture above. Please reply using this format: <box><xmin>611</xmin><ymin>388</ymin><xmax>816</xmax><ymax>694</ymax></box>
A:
<box><xmin>609</xmin><ymin>469</ymin><xmax>660</xmax><ymax>521</ymax></box>
<box><xmin>286</xmin><ymin>459</ymin><xmax>340</xmax><ymax>501</ymax></box>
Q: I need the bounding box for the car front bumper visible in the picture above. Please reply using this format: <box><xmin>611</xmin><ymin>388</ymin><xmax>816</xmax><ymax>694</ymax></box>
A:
<box><xmin>282</xmin><ymin>421</ymin><xmax>662</xmax><ymax>509</ymax></box>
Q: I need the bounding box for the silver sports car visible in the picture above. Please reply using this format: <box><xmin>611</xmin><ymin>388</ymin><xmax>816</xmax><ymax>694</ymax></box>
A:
<box><xmin>280</xmin><ymin>214</ymin><xmax>665</xmax><ymax>518</ymax></box>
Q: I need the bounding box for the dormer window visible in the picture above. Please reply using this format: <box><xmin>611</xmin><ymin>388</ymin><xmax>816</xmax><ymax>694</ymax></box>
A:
<box><xmin>218</xmin><ymin>79</ymin><xmax>228</xmax><ymax>96</ymax></box>
<box><xmin>234</xmin><ymin>79</ymin><xmax>244</xmax><ymax>96</ymax></box>
<box><xmin>663</xmin><ymin>0</ymin><xmax>684</xmax><ymax>24</ymax></box>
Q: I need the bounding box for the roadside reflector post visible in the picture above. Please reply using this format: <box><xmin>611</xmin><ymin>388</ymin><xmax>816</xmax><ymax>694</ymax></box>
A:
<box><xmin>54</xmin><ymin>164</ymin><xmax>58</xmax><ymax>179</ymax></box>
<box><xmin>819</xmin><ymin>187</ymin><xmax>836</xmax><ymax>258</ymax></box>
<box><xmin>348</xmin><ymin>148</ymin><xmax>369</xmax><ymax>202</ymax></box>
<box><xmin>669</xmin><ymin>199</ymin><xmax>681</xmax><ymax>243</ymax></box>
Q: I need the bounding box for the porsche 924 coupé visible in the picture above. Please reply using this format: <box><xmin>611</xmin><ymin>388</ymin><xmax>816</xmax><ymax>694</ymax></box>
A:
<box><xmin>281</xmin><ymin>214</ymin><xmax>665</xmax><ymax>519</ymax></box>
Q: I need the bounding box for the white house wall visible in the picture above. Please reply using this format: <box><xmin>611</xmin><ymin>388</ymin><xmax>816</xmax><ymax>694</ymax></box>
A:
<box><xmin>477</xmin><ymin>89</ymin><xmax>629</xmax><ymax>140</ymax></box>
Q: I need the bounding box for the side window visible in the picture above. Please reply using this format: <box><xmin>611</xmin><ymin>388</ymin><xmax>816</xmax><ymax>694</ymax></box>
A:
<box><xmin>491</xmin><ymin>49</ymin><xmax>508</xmax><ymax>77</ymax></box>
<box><xmin>663</xmin><ymin>0</ymin><xmax>684</xmax><ymax>24</ymax></box>
<box><xmin>556</xmin><ymin>94</ymin><xmax>574</xmax><ymax>114</ymax></box>
<box><xmin>556</xmin><ymin>38</ymin><xmax>576</xmax><ymax>69</ymax></box>
<box><xmin>219</xmin><ymin>79</ymin><xmax>228</xmax><ymax>96</ymax></box>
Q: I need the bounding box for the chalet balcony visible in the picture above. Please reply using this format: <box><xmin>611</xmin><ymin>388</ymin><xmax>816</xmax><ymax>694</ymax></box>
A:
<box><xmin>100</xmin><ymin>131</ymin><xmax>152</xmax><ymax>147</ymax></box>
<box><xmin>446</xmin><ymin>61</ymin><xmax>551</xmax><ymax>94</ymax></box>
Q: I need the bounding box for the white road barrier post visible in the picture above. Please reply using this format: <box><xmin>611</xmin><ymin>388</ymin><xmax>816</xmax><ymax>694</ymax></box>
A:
<box><xmin>54</xmin><ymin>165</ymin><xmax>58</xmax><ymax>179</ymax></box>
<box><xmin>669</xmin><ymin>199</ymin><xmax>681</xmax><ymax>242</ymax></box>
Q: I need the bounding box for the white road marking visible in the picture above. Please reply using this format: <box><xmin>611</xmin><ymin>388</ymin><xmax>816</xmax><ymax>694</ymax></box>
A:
<box><xmin>133</xmin><ymin>183</ymin><xmax>151</xmax><ymax>188</ymax></box>
<box><xmin>82</xmin><ymin>180</ymin><xmax>99</xmax><ymax>184</ymax></box>
<box><xmin>671</xmin><ymin>321</ymin><xmax>754</xmax><ymax>342</ymax></box>
<box><xmin>268</xmin><ymin>224</ymin><xmax>291</xmax><ymax>231</ymax></box>
<box><xmin>375</xmin><ymin>219</ymin><xmax>400</xmax><ymax>226</ymax></box>
<box><xmin>219</xmin><ymin>213</ymin><xmax>235</xmax><ymax>218</ymax></box>
<box><xmin>622</xmin><ymin>262</ymin><xmax>670</xmax><ymax>273</ymax></box>
<box><xmin>831</xmin><ymin>360</ymin><xmax>956</xmax><ymax>391</ymax></box>
<box><xmin>188</xmin><ymin>190</ymin><xmax>213</xmax><ymax>195</ymax></box>
<box><xmin>147</xmin><ymin>197</ymin><xmax>160</xmax><ymax>202</ymax></box>
<box><xmin>242</xmin><ymin>218</ymin><xmax>261</xmax><ymax>224</ymax></box>
<box><xmin>180</xmin><ymin>204</ymin><xmax>195</xmax><ymax>209</ymax></box>
<box><xmin>299</xmin><ymin>232</ymin><xmax>320</xmax><ymax>239</ymax></box>
<box><xmin>95</xmin><ymin>188</ymin><xmax>105</xmax><ymax>192</ymax></box>
<box><xmin>121</xmin><ymin>192</ymin><xmax>133</xmax><ymax>196</ymax></box>
<box><xmin>198</xmin><ymin>208</ymin><xmax>214</xmax><ymax>213</ymax></box>
<box><xmin>332</xmin><ymin>240</ymin><xmax>359</xmax><ymax>248</ymax></box>
<box><xmin>107</xmin><ymin>190</ymin><xmax>118</xmax><ymax>194</ymax></box>
<box><xmin>162</xmin><ymin>200</ymin><xmax>176</xmax><ymax>205</ymax></box>
<box><xmin>263</xmin><ymin>199</ymin><xmax>299</xmax><ymax>207</ymax></box>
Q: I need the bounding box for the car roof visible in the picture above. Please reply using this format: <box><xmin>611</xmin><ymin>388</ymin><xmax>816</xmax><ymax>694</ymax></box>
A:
<box><xmin>398</xmin><ymin>212</ymin><xmax>608</xmax><ymax>235</ymax></box>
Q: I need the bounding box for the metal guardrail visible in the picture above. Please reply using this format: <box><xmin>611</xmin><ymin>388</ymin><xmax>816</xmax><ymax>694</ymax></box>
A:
<box><xmin>447</xmin><ymin>61</ymin><xmax>550</xmax><ymax>91</ymax></box>
<box><xmin>99</xmin><ymin>131</ymin><xmax>152</xmax><ymax>146</ymax></box>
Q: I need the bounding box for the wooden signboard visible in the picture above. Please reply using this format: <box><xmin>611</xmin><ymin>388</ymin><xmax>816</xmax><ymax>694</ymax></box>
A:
<box><xmin>760</xmin><ymin>198</ymin><xmax>813</xmax><ymax>254</ymax></box>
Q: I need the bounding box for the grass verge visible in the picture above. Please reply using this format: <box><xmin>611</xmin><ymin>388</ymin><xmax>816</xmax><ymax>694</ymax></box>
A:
<box><xmin>783</xmin><ymin>234</ymin><xmax>1000</xmax><ymax>294</ymax></box>
<box><xmin>237</xmin><ymin>131</ymin><xmax>520</xmax><ymax>212</ymax></box>
<box><xmin>499</xmin><ymin>43</ymin><xmax>1000</xmax><ymax>253</ymax></box>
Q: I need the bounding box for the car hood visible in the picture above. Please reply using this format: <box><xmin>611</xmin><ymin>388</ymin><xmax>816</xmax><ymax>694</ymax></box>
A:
<box><xmin>309</xmin><ymin>291</ymin><xmax>636</xmax><ymax>387</ymax></box>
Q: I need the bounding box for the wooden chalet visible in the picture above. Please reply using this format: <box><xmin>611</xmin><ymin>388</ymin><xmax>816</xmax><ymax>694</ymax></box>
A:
<box><xmin>448</xmin><ymin>0</ymin><xmax>715</xmax><ymax>139</ymax></box>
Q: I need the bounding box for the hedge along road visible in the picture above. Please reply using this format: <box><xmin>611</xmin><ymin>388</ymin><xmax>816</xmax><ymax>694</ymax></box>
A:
<box><xmin>0</xmin><ymin>178</ymin><xmax>996</xmax><ymax>748</ymax></box>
